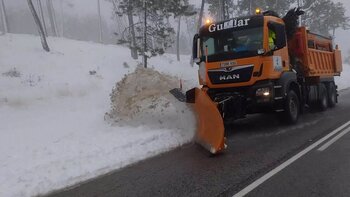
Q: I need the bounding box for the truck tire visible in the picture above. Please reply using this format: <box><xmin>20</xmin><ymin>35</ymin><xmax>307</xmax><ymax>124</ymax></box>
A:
<box><xmin>327</xmin><ymin>82</ymin><xmax>337</xmax><ymax>108</ymax></box>
<box><xmin>282</xmin><ymin>90</ymin><xmax>300</xmax><ymax>124</ymax></box>
<box><xmin>318</xmin><ymin>84</ymin><xmax>328</xmax><ymax>111</ymax></box>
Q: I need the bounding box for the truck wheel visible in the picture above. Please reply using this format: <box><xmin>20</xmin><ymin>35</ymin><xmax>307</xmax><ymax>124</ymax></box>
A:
<box><xmin>318</xmin><ymin>84</ymin><xmax>328</xmax><ymax>111</ymax></box>
<box><xmin>327</xmin><ymin>82</ymin><xmax>337</xmax><ymax>108</ymax></box>
<box><xmin>283</xmin><ymin>90</ymin><xmax>300</xmax><ymax>124</ymax></box>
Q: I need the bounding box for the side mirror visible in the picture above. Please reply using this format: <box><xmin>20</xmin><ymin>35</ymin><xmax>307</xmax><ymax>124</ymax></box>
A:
<box><xmin>193</xmin><ymin>34</ymin><xmax>201</xmax><ymax>64</ymax></box>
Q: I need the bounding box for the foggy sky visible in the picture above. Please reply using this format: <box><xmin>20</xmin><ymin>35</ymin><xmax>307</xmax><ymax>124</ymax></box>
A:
<box><xmin>3</xmin><ymin>0</ymin><xmax>350</xmax><ymax>54</ymax></box>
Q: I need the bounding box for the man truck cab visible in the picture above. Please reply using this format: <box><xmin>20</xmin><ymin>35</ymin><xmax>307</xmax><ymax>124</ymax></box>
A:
<box><xmin>185</xmin><ymin>9</ymin><xmax>342</xmax><ymax>154</ymax></box>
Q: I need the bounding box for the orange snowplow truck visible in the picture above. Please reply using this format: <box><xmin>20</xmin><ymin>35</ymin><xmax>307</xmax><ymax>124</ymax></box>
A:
<box><xmin>171</xmin><ymin>9</ymin><xmax>342</xmax><ymax>154</ymax></box>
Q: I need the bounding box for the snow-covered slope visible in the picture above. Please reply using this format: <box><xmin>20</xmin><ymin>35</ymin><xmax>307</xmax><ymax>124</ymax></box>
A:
<box><xmin>0</xmin><ymin>34</ymin><xmax>197</xmax><ymax>197</ymax></box>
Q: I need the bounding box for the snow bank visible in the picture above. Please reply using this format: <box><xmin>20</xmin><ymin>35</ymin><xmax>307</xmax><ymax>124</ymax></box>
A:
<box><xmin>0</xmin><ymin>34</ymin><xmax>196</xmax><ymax>197</ymax></box>
<box><xmin>106</xmin><ymin>67</ymin><xmax>194</xmax><ymax>131</ymax></box>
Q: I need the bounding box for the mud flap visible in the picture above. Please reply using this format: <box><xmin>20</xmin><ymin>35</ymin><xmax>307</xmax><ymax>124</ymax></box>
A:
<box><xmin>194</xmin><ymin>88</ymin><xmax>226</xmax><ymax>154</ymax></box>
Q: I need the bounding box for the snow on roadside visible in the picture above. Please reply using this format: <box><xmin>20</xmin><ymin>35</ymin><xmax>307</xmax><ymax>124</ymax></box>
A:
<box><xmin>106</xmin><ymin>67</ymin><xmax>194</xmax><ymax>131</ymax></box>
<box><xmin>335</xmin><ymin>63</ymin><xmax>350</xmax><ymax>90</ymax></box>
<box><xmin>0</xmin><ymin>34</ymin><xmax>197</xmax><ymax>197</ymax></box>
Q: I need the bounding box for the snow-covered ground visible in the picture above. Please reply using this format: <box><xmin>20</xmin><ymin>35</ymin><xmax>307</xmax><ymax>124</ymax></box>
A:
<box><xmin>0</xmin><ymin>34</ymin><xmax>197</xmax><ymax>197</ymax></box>
<box><xmin>336</xmin><ymin>63</ymin><xmax>350</xmax><ymax>90</ymax></box>
<box><xmin>0</xmin><ymin>34</ymin><xmax>349</xmax><ymax>197</ymax></box>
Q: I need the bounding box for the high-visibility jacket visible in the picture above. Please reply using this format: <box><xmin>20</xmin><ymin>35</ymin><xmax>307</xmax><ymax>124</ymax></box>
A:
<box><xmin>269</xmin><ymin>30</ymin><xmax>276</xmax><ymax>49</ymax></box>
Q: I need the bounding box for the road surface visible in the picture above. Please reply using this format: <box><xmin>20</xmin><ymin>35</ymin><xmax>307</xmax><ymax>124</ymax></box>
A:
<box><xmin>46</xmin><ymin>89</ymin><xmax>350</xmax><ymax>197</ymax></box>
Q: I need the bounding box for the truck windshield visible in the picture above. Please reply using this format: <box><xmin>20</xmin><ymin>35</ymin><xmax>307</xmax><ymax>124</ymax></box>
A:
<box><xmin>201</xmin><ymin>27</ymin><xmax>263</xmax><ymax>62</ymax></box>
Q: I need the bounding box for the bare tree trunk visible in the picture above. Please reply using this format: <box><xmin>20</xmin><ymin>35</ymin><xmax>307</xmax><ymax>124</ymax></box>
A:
<box><xmin>223</xmin><ymin>0</ymin><xmax>228</xmax><ymax>20</ymax></box>
<box><xmin>97</xmin><ymin>0</ymin><xmax>103</xmax><ymax>43</ymax></box>
<box><xmin>0</xmin><ymin>0</ymin><xmax>8</xmax><ymax>33</ymax></box>
<box><xmin>27</xmin><ymin>0</ymin><xmax>50</xmax><ymax>52</ymax></box>
<box><xmin>218</xmin><ymin>0</ymin><xmax>225</xmax><ymax>21</ymax></box>
<box><xmin>60</xmin><ymin>0</ymin><xmax>64</xmax><ymax>37</ymax></box>
<box><xmin>197</xmin><ymin>0</ymin><xmax>205</xmax><ymax>32</ymax></box>
<box><xmin>37</xmin><ymin>0</ymin><xmax>47</xmax><ymax>36</ymax></box>
<box><xmin>223</xmin><ymin>0</ymin><xmax>226</xmax><ymax>20</ymax></box>
<box><xmin>176</xmin><ymin>16</ymin><xmax>181</xmax><ymax>61</ymax></box>
<box><xmin>297</xmin><ymin>0</ymin><xmax>303</xmax><ymax>26</ymax></box>
<box><xmin>274</xmin><ymin>0</ymin><xmax>278</xmax><ymax>10</ymax></box>
<box><xmin>143</xmin><ymin>0</ymin><xmax>147</xmax><ymax>68</ymax></box>
<box><xmin>249</xmin><ymin>0</ymin><xmax>252</xmax><ymax>15</ymax></box>
<box><xmin>127</xmin><ymin>0</ymin><xmax>138</xmax><ymax>60</ymax></box>
<box><xmin>46</xmin><ymin>0</ymin><xmax>58</xmax><ymax>36</ymax></box>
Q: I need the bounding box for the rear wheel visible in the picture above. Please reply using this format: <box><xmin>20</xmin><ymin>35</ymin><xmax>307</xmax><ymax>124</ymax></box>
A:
<box><xmin>318</xmin><ymin>84</ymin><xmax>328</xmax><ymax>111</ymax></box>
<box><xmin>327</xmin><ymin>82</ymin><xmax>337</xmax><ymax>108</ymax></box>
<box><xmin>282</xmin><ymin>90</ymin><xmax>300</xmax><ymax>124</ymax></box>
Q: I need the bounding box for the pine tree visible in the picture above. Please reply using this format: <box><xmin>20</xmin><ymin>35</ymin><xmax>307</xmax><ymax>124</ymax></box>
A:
<box><xmin>173</xmin><ymin>2</ymin><xmax>196</xmax><ymax>61</ymax></box>
<box><xmin>236</xmin><ymin>0</ymin><xmax>296</xmax><ymax>16</ymax></box>
<box><xmin>116</xmin><ymin>0</ymin><xmax>193</xmax><ymax>64</ymax></box>
<box><xmin>207</xmin><ymin>0</ymin><xmax>234</xmax><ymax>21</ymax></box>
<box><xmin>115</xmin><ymin>0</ymin><xmax>143</xmax><ymax>60</ymax></box>
<box><xmin>303</xmin><ymin>0</ymin><xmax>349</xmax><ymax>36</ymax></box>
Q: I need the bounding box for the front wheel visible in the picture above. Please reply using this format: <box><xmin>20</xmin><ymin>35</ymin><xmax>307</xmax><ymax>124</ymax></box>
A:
<box><xmin>282</xmin><ymin>90</ymin><xmax>300</xmax><ymax>124</ymax></box>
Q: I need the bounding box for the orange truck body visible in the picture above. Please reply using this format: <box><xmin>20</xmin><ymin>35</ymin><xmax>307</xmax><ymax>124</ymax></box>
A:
<box><xmin>185</xmin><ymin>13</ymin><xmax>342</xmax><ymax>154</ymax></box>
<box><xmin>288</xmin><ymin>27</ymin><xmax>342</xmax><ymax>78</ymax></box>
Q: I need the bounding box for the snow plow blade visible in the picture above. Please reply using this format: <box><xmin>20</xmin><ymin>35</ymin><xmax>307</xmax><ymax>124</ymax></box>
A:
<box><xmin>193</xmin><ymin>88</ymin><xmax>226</xmax><ymax>154</ymax></box>
<box><xmin>169</xmin><ymin>87</ymin><xmax>226</xmax><ymax>154</ymax></box>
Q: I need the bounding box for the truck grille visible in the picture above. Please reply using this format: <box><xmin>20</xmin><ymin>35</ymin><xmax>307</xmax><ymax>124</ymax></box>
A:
<box><xmin>208</xmin><ymin>65</ymin><xmax>254</xmax><ymax>85</ymax></box>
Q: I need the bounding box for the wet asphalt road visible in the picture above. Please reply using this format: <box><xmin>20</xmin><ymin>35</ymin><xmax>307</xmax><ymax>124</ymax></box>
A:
<box><xmin>247</xmin><ymin>126</ymin><xmax>350</xmax><ymax>197</ymax></box>
<box><xmin>46</xmin><ymin>89</ymin><xmax>350</xmax><ymax>197</ymax></box>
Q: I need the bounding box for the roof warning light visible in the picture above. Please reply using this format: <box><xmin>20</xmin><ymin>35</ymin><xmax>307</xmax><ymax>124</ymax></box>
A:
<box><xmin>255</xmin><ymin>8</ymin><xmax>262</xmax><ymax>15</ymax></box>
<box><xmin>205</xmin><ymin>18</ymin><xmax>212</xmax><ymax>24</ymax></box>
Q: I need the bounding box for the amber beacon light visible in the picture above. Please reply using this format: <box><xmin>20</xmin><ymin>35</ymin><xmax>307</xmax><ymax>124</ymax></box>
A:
<box><xmin>205</xmin><ymin>18</ymin><xmax>212</xmax><ymax>24</ymax></box>
<box><xmin>255</xmin><ymin>8</ymin><xmax>262</xmax><ymax>15</ymax></box>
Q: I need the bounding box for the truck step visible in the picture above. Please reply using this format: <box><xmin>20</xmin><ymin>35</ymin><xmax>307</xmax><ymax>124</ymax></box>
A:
<box><xmin>274</xmin><ymin>85</ymin><xmax>282</xmax><ymax>89</ymax></box>
<box><xmin>274</xmin><ymin>97</ymin><xmax>283</xmax><ymax>100</ymax></box>
<box><xmin>275</xmin><ymin>109</ymin><xmax>285</xmax><ymax>112</ymax></box>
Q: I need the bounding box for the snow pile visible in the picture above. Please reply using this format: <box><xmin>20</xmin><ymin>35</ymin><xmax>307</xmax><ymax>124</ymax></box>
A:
<box><xmin>106</xmin><ymin>67</ymin><xmax>194</xmax><ymax>130</ymax></box>
<box><xmin>0</xmin><ymin>34</ymin><xmax>197</xmax><ymax>197</ymax></box>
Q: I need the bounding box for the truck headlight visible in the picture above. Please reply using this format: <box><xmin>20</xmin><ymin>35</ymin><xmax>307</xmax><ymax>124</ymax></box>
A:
<box><xmin>256</xmin><ymin>87</ymin><xmax>270</xmax><ymax>97</ymax></box>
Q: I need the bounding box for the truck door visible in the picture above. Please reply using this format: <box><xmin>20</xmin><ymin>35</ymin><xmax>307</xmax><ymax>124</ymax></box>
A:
<box><xmin>267</xmin><ymin>22</ymin><xmax>290</xmax><ymax>73</ymax></box>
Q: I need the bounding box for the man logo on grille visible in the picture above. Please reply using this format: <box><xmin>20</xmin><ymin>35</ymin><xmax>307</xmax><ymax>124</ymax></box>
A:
<box><xmin>220</xmin><ymin>74</ymin><xmax>240</xmax><ymax>81</ymax></box>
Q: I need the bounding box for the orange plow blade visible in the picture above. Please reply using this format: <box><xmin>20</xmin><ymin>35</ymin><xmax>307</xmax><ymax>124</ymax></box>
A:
<box><xmin>194</xmin><ymin>88</ymin><xmax>226</xmax><ymax>154</ymax></box>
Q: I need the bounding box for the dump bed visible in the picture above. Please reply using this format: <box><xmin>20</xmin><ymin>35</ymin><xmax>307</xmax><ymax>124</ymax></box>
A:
<box><xmin>288</xmin><ymin>27</ymin><xmax>342</xmax><ymax>78</ymax></box>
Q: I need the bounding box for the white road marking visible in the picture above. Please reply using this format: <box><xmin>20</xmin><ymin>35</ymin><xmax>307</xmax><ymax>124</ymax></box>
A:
<box><xmin>317</xmin><ymin>126</ymin><xmax>350</xmax><ymax>151</ymax></box>
<box><xmin>233</xmin><ymin>120</ymin><xmax>350</xmax><ymax>197</ymax></box>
